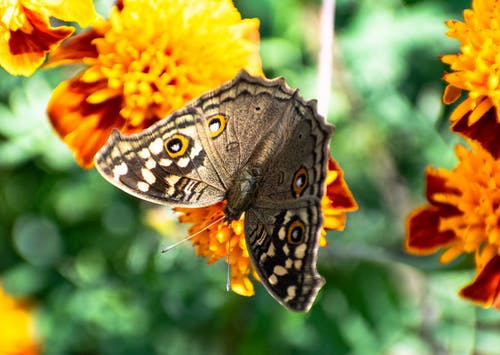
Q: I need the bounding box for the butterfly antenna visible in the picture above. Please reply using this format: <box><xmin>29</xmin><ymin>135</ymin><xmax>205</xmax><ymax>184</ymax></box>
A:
<box><xmin>226</xmin><ymin>224</ymin><xmax>232</xmax><ymax>292</ymax></box>
<box><xmin>161</xmin><ymin>215</ymin><xmax>225</xmax><ymax>253</ymax></box>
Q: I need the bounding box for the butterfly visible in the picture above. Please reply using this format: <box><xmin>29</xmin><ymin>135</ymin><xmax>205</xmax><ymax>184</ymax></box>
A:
<box><xmin>95</xmin><ymin>70</ymin><xmax>334</xmax><ymax>311</ymax></box>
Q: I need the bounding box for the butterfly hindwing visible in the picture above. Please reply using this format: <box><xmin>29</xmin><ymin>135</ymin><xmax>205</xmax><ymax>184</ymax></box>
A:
<box><xmin>245</xmin><ymin>203</ymin><xmax>325</xmax><ymax>312</ymax></box>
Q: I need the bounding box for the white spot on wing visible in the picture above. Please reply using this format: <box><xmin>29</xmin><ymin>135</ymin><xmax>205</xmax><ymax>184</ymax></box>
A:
<box><xmin>190</xmin><ymin>143</ymin><xmax>202</xmax><ymax>157</ymax></box>
<box><xmin>165</xmin><ymin>176</ymin><xmax>181</xmax><ymax>196</ymax></box>
<box><xmin>267</xmin><ymin>243</ymin><xmax>275</xmax><ymax>257</ymax></box>
<box><xmin>273</xmin><ymin>265</ymin><xmax>288</xmax><ymax>276</ymax></box>
<box><xmin>283</xmin><ymin>286</ymin><xmax>297</xmax><ymax>302</ymax></box>
<box><xmin>166</xmin><ymin>175</ymin><xmax>181</xmax><ymax>186</ymax></box>
<box><xmin>177</xmin><ymin>143</ymin><xmax>202</xmax><ymax>167</ymax></box>
<box><xmin>166</xmin><ymin>185</ymin><xmax>176</xmax><ymax>196</ymax></box>
<box><xmin>142</xmin><ymin>168</ymin><xmax>156</xmax><ymax>184</ymax></box>
<box><xmin>268</xmin><ymin>274</ymin><xmax>278</xmax><ymax>285</ymax></box>
<box><xmin>181</xmin><ymin>126</ymin><xmax>197</xmax><ymax>137</ymax></box>
<box><xmin>112</xmin><ymin>162</ymin><xmax>128</xmax><ymax>180</ymax></box>
<box><xmin>137</xmin><ymin>181</ymin><xmax>150</xmax><ymax>192</ymax></box>
<box><xmin>294</xmin><ymin>243</ymin><xmax>307</xmax><ymax>259</ymax></box>
<box><xmin>278</xmin><ymin>228</ymin><xmax>286</xmax><ymax>240</ymax></box>
<box><xmin>138</xmin><ymin>148</ymin><xmax>151</xmax><ymax>159</ymax></box>
<box><xmin>145</xmin><ymin>159</ymin><xmax>157</xmax><ymax>169</ymax></box>
<box><xmin>149</xmin><ymin>138</ymin><xmax>163</xmax><ymax>155</ymax></box>
<box><xmin>294</xmin><ymin>260</ymin><xmax>302</xmax><ymax>270</ymax></box>
<box><xmin>177</xmin><ymin>157</ymin><xmax>190</xmax><ymax>168</ymax></box>
<box><xmin>159</xmin><ymin>158</ymin><xmax>172</xmax><ymax>167</ymax></box>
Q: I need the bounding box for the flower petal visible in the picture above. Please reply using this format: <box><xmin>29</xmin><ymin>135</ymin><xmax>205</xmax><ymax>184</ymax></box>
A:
<box><xmin>47</xmin><ymin>76</ymin><xmax>124</xmax><ymax>167</ymax></box>
<box><xmin>442</xmin><ymin>84</ymin><xmax>462</xmax><ymax>105</ymax></box>
<box><xmin>321</xmin><ymin>158</ymin><xmax>358</xmax><ymax>233</ymax></box>
<box><xmin>452</xmin><ymin>105</ymin><xmax>500</xmax><ymax>159</ymax></box>
<box><xmin>459</xmin><ymin>255</ymin><xmax>500</xmax><ymax>309</ymax></box>
<box><xmin>231</xmin><ymin>275</ymin><xmax>255</xmax><ymax>296</ymax></box>
<box><xmin>325</xmin><ymin>158</ymin><xmax>358</xmax><ymax>212</ymax></box>
<box><xmin>406</xmin><ymin>167</ymin><xmax>462</xmax><ymax>254</ymax></box>
<box><xmin>423</xmin><ymin>167</ymin><xmax>458</xmax><ymax>205</ymax></box>
<box><xmin>0</xmin><ymin>285</ymin><xmax>38</xmax><ymax>355</ymax></box>
<box><xmin>45</xmin><ymin>28</ymin><xmax>102</xmax><ymax>68</ymax></box>
<box><xmin>41</xmin><ymin>0</ymin><xmax>97</xmax><ymax>27</ymax></box>
<box><xmin>406</xmin><ymin>206</ymin><xmax>457</xmax><ymax>254</ymax></box>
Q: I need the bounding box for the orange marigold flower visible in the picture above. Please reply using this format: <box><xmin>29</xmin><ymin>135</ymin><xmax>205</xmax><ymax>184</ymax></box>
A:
<box><xmin>0</xmin><ymin>0</ymin><xmax>96</xmax><ymax>76</ymax></box>
<box><xmin>320</xmin><ymin>157</ymin><xmax>358</xmax><ymax>246</ymax></box>
<box><xmin>406</xmin><ymin>143</ymin><xmax>500</xmax><ymax>308</ymax></box>
<box><xmin>168</xmin><ymin>157</ymin><xmax>357</xmax><ymax>297</ymax></box>
<box><xmin>46</xmin><ymin>0</ymin><xmax>262</xmax><ymax>168</ymax></box>
<box><xmin>441</xmin><ymin>0</ymin><xmax>500</xmax><ymax>158</ymax></box>
<box><xmin>0</xmin><ymin>285</ymin><xmax>38</xmax><ymax>355</ymax></box>
<box><xmin>174</xmin><ymin>202</ymin><xmax>257</xmax><ymax>297</ymax></box>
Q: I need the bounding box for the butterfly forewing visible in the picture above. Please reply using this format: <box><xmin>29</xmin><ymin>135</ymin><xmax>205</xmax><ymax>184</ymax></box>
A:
<box><xmin>192</xmin><ymin>74</ymin><xmax>298</xmax><ymax>176</ymax></box>
<box><xmin>95</xmin><ymin>109</ymin><xmax>227</xmax><ymax>207</ymax></box>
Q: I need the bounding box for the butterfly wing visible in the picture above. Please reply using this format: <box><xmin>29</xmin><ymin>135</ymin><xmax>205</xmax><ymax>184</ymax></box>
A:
<box><xmin>189</xmin><ymin>70</ymin><xmax>303</xmax><ymax>180</ymax></box>
<box><xmin>245</xmin><ymin>202</ymin><xmax>325</xmax><ymax>312</ymax></box>
<box><xmin>244</xmin><ymin>95</ymin><xmax>333</xmax><ymax>312</ymax></box>
<box><xmin>95</xmin><ymin>108</ymin><xmax>228</xmax><ymax>207</ymax></box>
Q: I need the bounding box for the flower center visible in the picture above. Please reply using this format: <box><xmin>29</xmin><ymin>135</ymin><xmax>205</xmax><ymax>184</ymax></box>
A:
<box><xmin>441</xmin><ymin>148</ymin><xmax>500</xmax><ymax>255</ymax></box>
<box><xmin>88</xmin><ymin>5</ymin><xmax>191</xmax><ymax>127</ymax></box>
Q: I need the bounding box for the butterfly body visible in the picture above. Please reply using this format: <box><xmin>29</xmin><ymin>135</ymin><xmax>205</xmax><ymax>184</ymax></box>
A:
<box><xmin>223</xmin><ymin>166</ymin><xmax>260</xmax><ymax>221</ymax></box>
<box><xmin>95</xmin><ymin>70</ymin><xmax>334</xmax><ymax>311</ymax></box>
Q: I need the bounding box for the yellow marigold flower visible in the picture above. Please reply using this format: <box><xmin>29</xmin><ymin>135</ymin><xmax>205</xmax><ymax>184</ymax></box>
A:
<box><xmin>46</xmin><ymin>0</ymin><xmax>262</xmax><ymax>168</ymax></box>
<box><xmin>168</xmin><ymin>157</ymin><xmax>357</xmax><ymax>297</ymax></box>
<box><xmin>0</xmin><ymin>0</ymin><xmax>96</xmax><ymax>76</ymax></box>
<box><xmin>441</xmin><ymin>0</ymin><xmax>500</xmax><ymax>158</ymax></box>
<box><xmin>0</xmin><ymin>285</ymin><xmax>38</xmax><ymax>355</ymax></box>
<box><xmin>406</xmin><ymin>143</ymin><xmax>500</xmax><ymax>309</ymax></box>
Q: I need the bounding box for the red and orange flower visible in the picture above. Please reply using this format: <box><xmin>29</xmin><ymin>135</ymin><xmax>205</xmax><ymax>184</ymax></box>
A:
<box><xmin>0</xmin><ymin>0</ymin><xmax>96</xmax><ymax>76</ymax></box>
<box><xmin>441</xmin><ymin>0</ymin><xmax>500</xmax><ymax>158</ymax></box>
<box><xmin>406</xmin><ymin>143</ymin><xmax>500</xmax><ymax>309</ymax></box>
<box><xmin>0</xmin><ymin>285</ymin><xmax>38</xmax><ymax>355</ymax></box>
<box><xmin>46</xmin><ymin>0</ymin><xmax>262</xmax><ymax>168</ymax></box>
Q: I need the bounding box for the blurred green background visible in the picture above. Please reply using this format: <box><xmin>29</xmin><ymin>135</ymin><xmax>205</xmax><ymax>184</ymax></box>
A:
<box><xmin>2</xmin><ymin>0</ymin><xmax>500</xmax><ymax>354</ymax></box>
